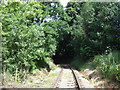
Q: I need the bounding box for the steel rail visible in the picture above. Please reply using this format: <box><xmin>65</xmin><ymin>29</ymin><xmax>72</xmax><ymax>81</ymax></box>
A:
<box><xmin>52</xmin><ymin>64</ymin><xmax>82</xmax><ymax>89</ymax></box>
<box><xmin>68</xmin><ymin>65</ymin><xmax>82</xmax><ymax>90</ymax></box>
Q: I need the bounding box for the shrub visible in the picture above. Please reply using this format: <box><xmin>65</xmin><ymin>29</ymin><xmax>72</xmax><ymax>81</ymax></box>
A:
<box><xmin>1</xmin><ymin>2</ymin><xmax>58</xmax><ymax>79</ymax></box>
<box><xmin>93</xmin><ymin>51</ymin><xmax>120</xmax><ymax>82</ymax></box>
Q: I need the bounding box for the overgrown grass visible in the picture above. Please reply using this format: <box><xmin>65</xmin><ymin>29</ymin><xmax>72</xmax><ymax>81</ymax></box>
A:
<box><xmin>93</xmin><ymin>50</ymin><xmax>120</xmax><ymax>82</ymax></box>
<box><xmin>71</xmin><ymin>50</ymin><xmax>120</xmax><ymax>83</ymax></box>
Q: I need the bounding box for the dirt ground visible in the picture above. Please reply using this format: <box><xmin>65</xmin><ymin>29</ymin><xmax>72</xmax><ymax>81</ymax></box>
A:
<box><xmin>80</xmin><ymin>69</ymin><xmax>120</xmax><ymax>88</ymax></box>
<box><xmin>0</xmin><ymin>67</ymin><xmax>61</xmax><ymax>88</ymax></box>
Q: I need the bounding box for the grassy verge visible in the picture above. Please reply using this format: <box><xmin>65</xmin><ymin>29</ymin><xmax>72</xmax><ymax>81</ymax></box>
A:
<box><xmin>93</xmin><ymin>51</ymin><xmax>120</xmax><ymax>83</ymax></box>
<box><xmin>1</xmin><ymin>60</ymin><xmax>59</xmax><ymax>88</ymax></box>
<box><xmin>71</xmin><ymin>50</ymin><xmax>120</xmax><ymax>83</ymax></box>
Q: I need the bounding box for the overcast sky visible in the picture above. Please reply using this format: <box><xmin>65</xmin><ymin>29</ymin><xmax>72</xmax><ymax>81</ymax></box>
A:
<box><xmin>60</xmin><ymin>0</ymin><xmax>70</xmax><ymax>7</ymax></box>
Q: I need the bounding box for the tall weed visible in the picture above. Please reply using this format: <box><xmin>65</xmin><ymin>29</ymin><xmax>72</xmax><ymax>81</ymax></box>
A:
<box><xmin>94</xmin><ymin>51</ymin><xmax>120</xmax><ymax>82</ymax></box>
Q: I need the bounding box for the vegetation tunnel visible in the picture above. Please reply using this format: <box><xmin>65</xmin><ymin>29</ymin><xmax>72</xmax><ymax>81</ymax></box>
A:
<box><xmin>53</xmin><ymin>33</ymin><xmax>74</xmax><ymax>64</ymax></box>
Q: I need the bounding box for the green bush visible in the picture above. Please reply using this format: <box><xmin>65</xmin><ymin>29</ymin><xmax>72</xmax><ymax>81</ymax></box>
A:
<box><xmin>93</xmin><ymin>51</ymin><xmax>120</xmax><ymax>82</ymax></box>
<box><xmin>1</xmin><ymin>2</ymin><xmax>58</xmax><ymax>77</ymax></box>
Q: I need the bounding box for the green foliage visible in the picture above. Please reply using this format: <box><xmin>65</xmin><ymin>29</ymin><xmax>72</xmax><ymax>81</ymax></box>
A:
<box><xmin>93</xmin><ymin>51</ymin><xmax>120</xmax><ymax>82</ymax></box>
<box><xmin>1</xmin><ymin>1</ymin><xmax>120</xmax><ymax>83</ymax></box>
<box><xmin>67</xmin><ymin>2</ymin><xmax>120</xmax><ymax>83</ymax></box>
<box><xmin>1</xmin><ymin>2</ymin><xmax>59</xmax><ymax>78</ymax></box>
<box><xmin>65</xmin><ymin>2</ymin><xmax>119</xmax><ymax>59</ymax></box>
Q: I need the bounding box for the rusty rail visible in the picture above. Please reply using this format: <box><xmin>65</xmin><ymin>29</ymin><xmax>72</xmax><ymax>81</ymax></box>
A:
<box><xmin>52</xmin><ymin>64</ymin><xmax>82</xmax><ymax>89</ymax></box>
<box><xmin>69</xmin><ymin>66</ymin><xmax>82</xmax><ymax>90</ymax></box>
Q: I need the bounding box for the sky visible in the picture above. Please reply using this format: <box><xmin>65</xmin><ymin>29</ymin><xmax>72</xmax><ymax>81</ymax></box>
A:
<box><xmin>60</xmin><ymin>0</ymin><xmax>119</xmax><ymax>4</ymax></box>
<box><xmin>60</xmin><ymin>0</ymin><xmax>70</xmax><ymax>7</ymax></box>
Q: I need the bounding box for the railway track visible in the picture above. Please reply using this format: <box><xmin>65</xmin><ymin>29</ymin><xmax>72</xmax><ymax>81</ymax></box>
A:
<box><xmin>52</xmin><ymin>64</ymin><xmax>82</xmax><ymax>89</ymax></box>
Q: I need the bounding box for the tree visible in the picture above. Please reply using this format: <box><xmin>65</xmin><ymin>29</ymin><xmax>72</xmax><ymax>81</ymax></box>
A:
<box><xmin>1</xmin><ymin>2</ymin><xmax>59</xmax><ymax>78</ymax></box>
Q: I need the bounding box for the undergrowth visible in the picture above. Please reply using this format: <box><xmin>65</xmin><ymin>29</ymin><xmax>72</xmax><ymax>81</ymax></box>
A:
<box><xmin>94</xmin><ymin>50</ymin><xmax>120</xmax><ymax>82</ymax></box>
<box><xmin>71</xmin><ymin>50</ymin><xmax>120</xmax><ymax>83</ymax></box>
